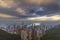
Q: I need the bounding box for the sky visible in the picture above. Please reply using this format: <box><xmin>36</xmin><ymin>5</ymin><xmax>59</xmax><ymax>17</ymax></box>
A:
<box><xmin>0</xmin><ymin>0</ymin><xmax>60</xmax><ymax>24</ymax></box>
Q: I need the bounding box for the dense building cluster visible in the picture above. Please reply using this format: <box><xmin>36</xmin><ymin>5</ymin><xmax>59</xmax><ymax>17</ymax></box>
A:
<box><xmin>0</xmin><ymin>23</ymin><xmax>49</xmax><ymax>40</ymax></box>
<box><xmin>15</xmin><ymin>24</ymin><xmax>47</xmax><ymax>40</ymax></box>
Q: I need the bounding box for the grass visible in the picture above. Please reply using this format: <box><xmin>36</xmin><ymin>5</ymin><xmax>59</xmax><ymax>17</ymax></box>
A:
<box><xmin>41</xmin><ymin>26</ymin><xmax>60</xmax><ymax>40</ymax></box>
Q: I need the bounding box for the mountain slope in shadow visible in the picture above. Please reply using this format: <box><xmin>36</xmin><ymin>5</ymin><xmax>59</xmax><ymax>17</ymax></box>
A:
<box><xmin>41</xmin><ymin>25</ymin><xmax>60</xmax><ymax>40</ymax></box>
<box><xmin>0</xmin><ymin>29</ymin><xmax>21</xmax><ymax>40</ymax></box>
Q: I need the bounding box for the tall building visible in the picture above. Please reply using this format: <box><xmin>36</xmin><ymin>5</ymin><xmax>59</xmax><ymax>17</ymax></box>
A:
<box><xmin>21</xmin><ymin>30</ymin><xmax>28</xmax><ymax>40</ymax></box>
<box><xmin>41</xmin><ymin>24</ymin><xmax>47</xmax><ymax>35</ymax></box>
<box><xmin>27</xmin><ymin>29</ymin><xmax>32</xmax><ymax>40</ymax></box>
<box><xmin>21</xmin><ymin>25</ymin><xmax>28</xmax><ymax>40</ymax></box>
<box><xmin>36</xmin><ymin>30</ymin><xmax>41</xmax><ymax>40</ymax></box>
<box><xmin>31</xmin><ymin>24</ymin><xmax>37</xmax><ymax>40</ymax></box>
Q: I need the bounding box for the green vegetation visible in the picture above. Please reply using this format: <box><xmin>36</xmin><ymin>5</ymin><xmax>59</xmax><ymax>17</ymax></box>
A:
<box><xmin>0</xmin><ymin>29</ymin><xmax>21</xmax><ymax>40</ymax></box>
<box><xmin>41</xmin><ymin>26</ymin><xmax>60</xmax><ymax>40</ymax></box>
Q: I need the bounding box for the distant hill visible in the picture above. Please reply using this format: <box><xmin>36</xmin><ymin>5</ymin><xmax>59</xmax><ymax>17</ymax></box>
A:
<box><xmin>0</xmin><ymin>29</ymin><xmax>21</xmax><ymax>40</ymax></box>
<box><xmin>41</xmin><ymin>24</ymin><xmax>60</xmax><ymax>40</ymax></box>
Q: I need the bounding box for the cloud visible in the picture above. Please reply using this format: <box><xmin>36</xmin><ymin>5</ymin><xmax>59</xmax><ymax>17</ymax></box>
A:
<box><xmin>50</xmin><ymin>15</ymin><xmax>60</xmax><ymax>20</ymax></box>
<box><xmin>29</xmin><ymin>3</ymin><xmax>60</xmax><ymax>16</ymax></box>
<box><xmin>0</xmin><ymin>13</ymin><xmax>17</xmax><ymax>18</ymax></box>
<box><xmin>0</xmin><ymin>7</ymin><xmax>26</xmax><ymax>18</ymax></box>
<box><xmin>0</xmin><ymin>0</ymin><xmax>17</xmax><ymax>8</ymax></box>
<box><xmin>16</xmin><ymin>8</ymin><xmax>26</xmax><ymax>15</ymax></box>
<box><xmin>21</xmin><ymin>0</ymin><xmax>54</xmax><ymax>5</ymax></box>
<box><xmin>0</xmin><ymin>0</ymin><xmax>60</xmax><ymax>19</ymax></box>
<box><xmin>0</xmin><ymin>15</ymin><xmax>60</xmax><ymax>22</ymax></box>
<box><xmin>23</xmin><ymin>15</ymin><xmax>60</xmax><ymax>21</ymax></box>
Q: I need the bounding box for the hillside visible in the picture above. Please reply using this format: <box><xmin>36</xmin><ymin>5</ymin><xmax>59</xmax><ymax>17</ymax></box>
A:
<box><xmin>0</xmin><ymin>29</ymin><xmax>21</xmax><ymax>40</ymax></box>
<box><xmin>41</xmin><ymin>25</ymin><xmax>60</xmax><ymax>40</ymax></box>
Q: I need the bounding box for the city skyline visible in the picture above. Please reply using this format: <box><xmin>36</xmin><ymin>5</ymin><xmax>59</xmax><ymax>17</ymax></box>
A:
<box><xmin>0</xmin><ymin>0</ymin><xmax>60</xmax><ymax>40</ymax></box>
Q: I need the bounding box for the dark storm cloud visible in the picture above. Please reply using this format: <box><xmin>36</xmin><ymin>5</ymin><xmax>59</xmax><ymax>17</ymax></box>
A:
<box><xmin>0</xmin><ymin>4</ymin><xmax>60</xmax><ymax>18</ymax></box>
<box><xmin>0</xmin><ymin>0</ymin><xmax>60</xmax><ymax>19</ymax></box>
<box><xmin>0</xmin><ymin>7</ymin><xmax>24</xmax><ymax>18</ymax></box>
<box><xmin>13</xmin><ymin>0</ymin><xmax>60</xmax><ymax>16</ymax></box>
<box><xmin>0</xmin><ymin>7</ymin><xmax>37</xmax><ymax>18</ymax></box>
<box><xmin>29</xmin><ymin>3</ymin><xmax>60</xmax><ymax>16</ymax></box>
